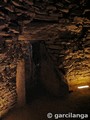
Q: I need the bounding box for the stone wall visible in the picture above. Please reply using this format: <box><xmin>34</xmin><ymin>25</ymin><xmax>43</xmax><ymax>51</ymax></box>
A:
<box><xmin>0</xmin><ymin>41</ymin><xmax>30</xmax><ymax>118</ymax></box>
<box><xmin>0</xmin><ymin>0</ymin><xmax>90</xmax><ymax>118</ymax></box>
<box><xmin>45</xmin><ymin>17</ymin><xmax>90</xmax><ymax>90</ymax></box>
<box><xmin>0</xmin><ymin>41</ymin><xmax>17</xmax><ymax>118</ymax></box>
<box><xmin>0</xmin><ymin>82</ymin><xmax>17</xmax><ymax>118</ymax></box>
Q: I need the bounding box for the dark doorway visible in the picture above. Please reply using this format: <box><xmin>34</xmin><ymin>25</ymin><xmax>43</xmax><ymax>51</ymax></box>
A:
<box><xmin>25</xmin><ymin>42</ymin><xmax>46</xmax><ymax>103</ymax></box>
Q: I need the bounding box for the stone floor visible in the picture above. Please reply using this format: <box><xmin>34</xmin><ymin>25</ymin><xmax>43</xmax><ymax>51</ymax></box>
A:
<box><xmin>3</xmin><ymin>88</ymin><xmax>90</xmax><ymax>120</ymax></box>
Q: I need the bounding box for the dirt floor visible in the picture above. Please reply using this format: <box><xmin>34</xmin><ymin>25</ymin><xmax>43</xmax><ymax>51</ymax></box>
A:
<box><xmin>3</xmin><ymin>88</ymin><xmax>90</xmax><ymax>120</ymax></box>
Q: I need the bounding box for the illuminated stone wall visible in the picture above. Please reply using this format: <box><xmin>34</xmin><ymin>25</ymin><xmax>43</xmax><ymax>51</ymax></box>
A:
<box><xmin>0</xmin><ymin>41</ymin><xmax>30</xmax><ymax>118</ymax></box>
<box><xmin>45</xmin><ymin>18</ymin><xmax>90</xmax><ymax>91</ymax></box>
<box><xmin>0</xmin><ymin>82</ymin><xmax>17</xmax><ymax>118</ymax></box>
<box><xmin>65</xmin><ymin>28</ymin><xmax>90</xmax><ymax>90</ymax></box>
<box><xmin>0</xmin><ymin>41</ymin><xmax>17</xmax><ymax>118</ymax></box>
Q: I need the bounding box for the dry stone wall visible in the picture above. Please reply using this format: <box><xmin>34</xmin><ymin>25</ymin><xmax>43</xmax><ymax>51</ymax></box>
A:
<box><xmin>0</xmin><ymin>0</ymin><xmax>90</xmax><ymax>118</ymax></box>
<box><xmin>0</xmin><ymin>82</ymin><xmax>17</xmax><ymax>118</ymax></box>
<box><xmin>0</xmin><ymin>40</ymin><xmax>30</xmax><ymax>118</ymax></box>
<box><xmin>45</xmin><ymin>17</ymin><xmax>90</xmax><ymax>90</ymax></box>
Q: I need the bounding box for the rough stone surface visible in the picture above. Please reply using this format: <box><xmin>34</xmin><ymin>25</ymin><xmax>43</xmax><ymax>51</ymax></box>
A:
<box><xmin>0</xmin><ymin>41</ymin><xmax>30</xmax><ymax>118</ymax></box>
<box><xmin>45</xmin><ymin>18</ymin><xmax>90</xmax><ymax>90</ymax></box>
<box><xmin>0</xmin><ymin>0</ymin><xmax>90</xmax><ymax>118</ymax></box>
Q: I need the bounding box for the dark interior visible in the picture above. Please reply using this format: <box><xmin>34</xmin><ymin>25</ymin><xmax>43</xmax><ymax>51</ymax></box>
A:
<box><xmin>0</xmin><ymin>0</ymin><xmax>90</xmax><ymax>120</ymax></box>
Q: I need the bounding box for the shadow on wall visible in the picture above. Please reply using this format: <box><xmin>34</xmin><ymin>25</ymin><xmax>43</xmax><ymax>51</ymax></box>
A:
<box><xmin>25</xmin><ymin>41</ymin><xmax>69</xmax><ymax>104</ymax></box>
<box><xmin>40</xmin><ymin>42</ymin><xmax>69</xmax><ymax>97</ymax></box>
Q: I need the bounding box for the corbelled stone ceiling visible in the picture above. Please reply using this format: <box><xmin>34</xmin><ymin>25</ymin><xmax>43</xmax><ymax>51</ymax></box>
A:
<box><xmin>0</xmin><ymin>0</ymin><xmax>90</xmax><ymax>118</ymax></box>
